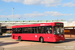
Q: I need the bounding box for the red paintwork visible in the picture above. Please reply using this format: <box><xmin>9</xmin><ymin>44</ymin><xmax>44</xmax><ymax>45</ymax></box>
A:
<box><xmin>12</xmin><ymin>22</ymin><xmax>65</xmax><ymax>42</ymax></box>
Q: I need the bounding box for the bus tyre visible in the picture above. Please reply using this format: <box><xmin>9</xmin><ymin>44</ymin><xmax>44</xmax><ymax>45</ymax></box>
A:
<box><xmin>18</xmin><ymin>36</ymin><xmax>21</xmax><ymax>41</ymax></box>
<box><xmin>40</xmin><ymin>37</ymin><xmax>44</xmax><ymax>43</ymax></box>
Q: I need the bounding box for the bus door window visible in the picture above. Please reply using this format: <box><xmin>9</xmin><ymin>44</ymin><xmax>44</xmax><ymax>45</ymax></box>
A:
<box><xmin>46</xmin><ymin>26</ymin><xmax>52</xmax><ymax>34</ymax></box>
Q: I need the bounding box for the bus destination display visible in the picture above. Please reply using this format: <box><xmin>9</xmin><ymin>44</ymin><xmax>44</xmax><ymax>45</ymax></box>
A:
<box><xmin>55</xmin><ymin>23</ymin><xmax>63</xmax><ymax>25</ymax></box>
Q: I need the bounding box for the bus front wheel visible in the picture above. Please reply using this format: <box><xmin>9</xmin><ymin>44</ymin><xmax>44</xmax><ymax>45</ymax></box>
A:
<box><xmin>40</xmin><ymin>37</ymin><xmax>44</xmax><ymax>43</ymax></box>
<box><xmin>18</xmin><ymin>36</ymin><xmax>21</xmax><ymax>41</ymax></box>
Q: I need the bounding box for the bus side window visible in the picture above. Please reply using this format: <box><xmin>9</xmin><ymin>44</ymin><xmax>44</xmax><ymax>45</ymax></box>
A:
<box><xmin>38</xmin><ymin>27</ymin><xmax>45</xmax><ymax>33</ymax></box>
<box><xmin>32</xmin><ymin>27</ymin><xmax>38</xmax><ymax>33</ymax></box>
<box><xmin>41</xmin><ymin>27</ymin><xmax>43</xmax><ymax>33</ymax></box>
<box><xmin>37</xmin><ymin>27</ymin><xmax>39</xmax><ymax>33</ymax></box>
<box><xmin>32</xmin><ymin>27</ymin><xmax>34</xmax><ymax>33</ymax></box>
<box><xmin>46</xmin><ymin>26</ymin><xmax>52</xmax><ymax>34</ymax></box>
<box><xmin>28</xmin><ymin>27</ymin><xmax>32</xmax><ymax>33</ymax></box>
<box><xmin>22</xmin><ymin>28</ymin><xmax>28</xmax><ymax>33</ymax></box>
<box><xmin>35</xmin><ymin>27</ymin><xmax>38</xmax><ymax>33</ymax></box>
<box><xmin>13</xmin><ymin>28</ymin><xmax>15</xmax><ymax>33</ymax></box>
<box><xmin>38</xmin><ymin>27</ymin><xmax>41</xmax><ymax>33</ymax></box>
<box><xmin>17</xmin><ymin>28</ymin><xmax>22</xmax><ymax>33</ymax></box>
<box><xmin>13</xmin><ymin>28</ymin><xmax>18</xmax><ymax>33</ymax></box>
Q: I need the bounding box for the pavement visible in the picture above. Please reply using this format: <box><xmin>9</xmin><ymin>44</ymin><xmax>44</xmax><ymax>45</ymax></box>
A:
<box><xmin>0</xmin><ymin>47</ymin><xmax>4</xmax><ymax>50</ymax></box>
<box><xmin>0</xmin><ymin>36</ymin><xmax>75</xmax><ymax>50</ymax></box>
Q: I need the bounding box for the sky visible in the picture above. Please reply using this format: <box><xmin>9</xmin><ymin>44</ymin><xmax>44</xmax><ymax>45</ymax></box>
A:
<box><xmin>0</xmin><ymin>0</ymin><xmax>75</xmax><ymax>21</ymax></box>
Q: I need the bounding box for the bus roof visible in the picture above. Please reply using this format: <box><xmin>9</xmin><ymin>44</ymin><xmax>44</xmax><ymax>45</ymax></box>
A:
<box><xmin>12</xmin><ymin>22</ymin><xmax>63</xmax><ymax>28</ymax></box>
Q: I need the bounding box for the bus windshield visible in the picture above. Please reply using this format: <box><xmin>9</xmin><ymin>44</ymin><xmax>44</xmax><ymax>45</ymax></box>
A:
<box><xmin>53</xmin><ymin>26</ymin><xmax>64</xmax><ymax>34</ymax></box>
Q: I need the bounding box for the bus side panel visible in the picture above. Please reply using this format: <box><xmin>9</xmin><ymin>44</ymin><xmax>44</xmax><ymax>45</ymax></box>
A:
<box><xmin>22</xmin><ymin>34</ymin><xmax>37</xmax><ymax>40</ymax></box>
<box><xmin>21</xmin><ymin>34</ymin><xmax>55</xmax><ymax>42</ymax></box>
<box><xmin>41</xmin><ymin>34</ymin><xmax>55</xmax><ymax>42</ymax></box>
<box><xmin>12</xmin><ymin>34</ymin><xmax>56</xmax><ymax>42</ymax></box>
<box><xmin>15</xmin><ymin>34</ymin><xmax>39</xmax><ymax>41</ymax></box>
<box><xmin>12</xmin><ymin>34</ymin><xmax>18</xmax><ymax>40</ymax></box>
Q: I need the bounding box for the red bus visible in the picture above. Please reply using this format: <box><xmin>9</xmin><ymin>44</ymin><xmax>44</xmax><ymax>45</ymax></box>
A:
<box><xmin>12</xmin><ymin>22</ymin><xmax>65</xmax><ymax>43</ymax></box>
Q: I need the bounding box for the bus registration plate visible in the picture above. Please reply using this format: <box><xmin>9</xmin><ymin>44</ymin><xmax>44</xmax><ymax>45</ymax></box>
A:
<box><xmin>60</xmin><ymin>40</ymin><xmax>62</xmax><ymax>41</ymax></box>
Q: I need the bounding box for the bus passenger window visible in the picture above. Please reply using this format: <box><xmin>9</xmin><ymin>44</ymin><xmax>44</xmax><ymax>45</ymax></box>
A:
<box><xmin>35</xmin><ymin>27</ymin><xmax>38</xmax><ymax>33</ymax></box>
<box><xmin>28</xmin><ymin>27</ymin><xmax>32</xmax><ymax>33</ymax></box>
<box><xmin>17</xmin><ymin>28</ymin><xmax>22</xmax><ymax>33</ymax></box>
<box><xmin>32</xmin><ymin>27</ymin><xmax>38</xmax><ymax>33</ymax></box>
<box><xmin>13</xmin><ymin>28</ymin><xmax>17</xmax><ymax>33</ymax></box>
<box><xmin>41</xmin><ymin>27</ymin><xmax>45</xmax><ymax>33</ymax></box>
<box><xmin>22</xmin><ymin>28</ymin><xmax>28</xmax><ymax>33</ymax></box>
<box><xmin>32</xmin><ymin>27</ymin><xmax>34</xmax><ymax>33</ymax></box>
<box><xmin>46</xmin><ymin>26</ymin><xmax>52</xmax><ymax>34</ymax></box>
<box><xmin>38</xmin><ymin>27</ymin><xmax>41</xmax><ymax>33</ymax></box>
<box><xmin>32</xmin><ymin>29</ymin><xmax>34</xmax><ymax>33</ymax></box>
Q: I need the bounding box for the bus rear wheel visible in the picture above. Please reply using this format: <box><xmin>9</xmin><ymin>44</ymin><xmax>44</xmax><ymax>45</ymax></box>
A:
<box><xmin>40</xmin><ymin>37</ymin><xmax>44</xmax><ymax>43</ymax></box>
<box><xmin>18</xmin><ymin>36</ymin><xmax>21</xmax><ymax>41</ymax></box>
